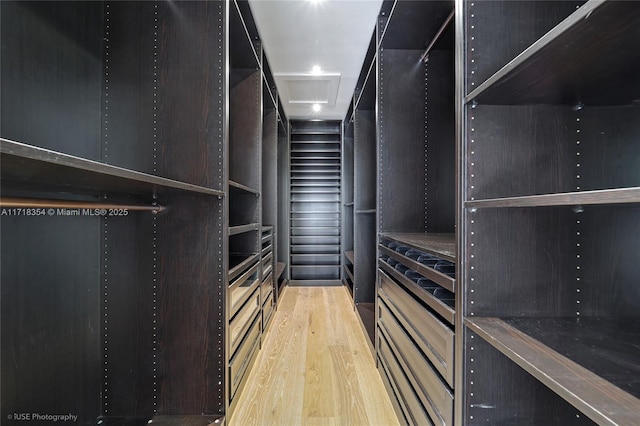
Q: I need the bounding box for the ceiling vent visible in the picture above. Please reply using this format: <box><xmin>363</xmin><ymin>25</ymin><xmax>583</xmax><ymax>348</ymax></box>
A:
<box><xmin>276</xmin><ymin>73</ymin><xmax>341</xmax><ymax>106</ymax></box>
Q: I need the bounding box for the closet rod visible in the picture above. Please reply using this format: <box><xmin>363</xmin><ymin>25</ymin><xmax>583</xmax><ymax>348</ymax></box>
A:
<box><xmin>420</xmin><ymin>10</ymin><xmax>455</xmax><ymax>63</ymax></box>
<box><xmin>0</xmin><ymin>197</ymin><xmax>165</xmax><ymax>213</ymax></box>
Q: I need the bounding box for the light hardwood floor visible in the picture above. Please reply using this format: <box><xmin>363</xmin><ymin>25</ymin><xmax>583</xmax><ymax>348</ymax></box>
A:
<box><xmin>229</xmin><ymin>286</ymin><xmax>400</xmax><ymax>426</ymax></box>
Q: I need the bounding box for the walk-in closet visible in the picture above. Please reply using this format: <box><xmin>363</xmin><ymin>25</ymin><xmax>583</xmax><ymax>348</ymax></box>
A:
<box><xmin>2</xmin><ymin>0</ymin><xmax>638</xmax><ymax>425</ymax></box>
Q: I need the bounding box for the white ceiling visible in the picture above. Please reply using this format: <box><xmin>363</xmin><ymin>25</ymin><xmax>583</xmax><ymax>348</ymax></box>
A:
<box><xmin>248</xmin><ymin>0</ymin><xmax>383</xmax><ymax>120</ymax></box>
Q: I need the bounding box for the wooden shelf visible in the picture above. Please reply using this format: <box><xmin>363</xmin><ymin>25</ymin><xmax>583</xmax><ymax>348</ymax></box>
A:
<box><xmin>0</xmin><ymin>138</ymin><xmax>224</xmax><ymax>197</ymax></box>
<box><xmin>229</xmin><ymin>223</ymin><xmax>260</xmax><ymax>236</ymax></box>
<box><xmin>465</xmin><ymin>187</ymin><xmax>640</xmax><ymax>209</ymax></box>
<box><xmin>466</xmin><ymin>0</ymin><xmax>640</xmax><ymax>105</ymax></box>
<box><xmin>344</xmin><ymin>263</ymin><xmax>355</xmax><ymax>283</ymax></box>
<box><xmin>466</xmin><ymin>317</ymin><xmax>640</xmax><ymax>426</ymax></box>
<box><xmin>379</xmin><ymin>232</ymin><xmax>456</xmax><ymax>263</ymax></box>
<box><xmin>229</xmin><ymin>180</ymin><xmax>260</xmax><ymax>195</ymax></box>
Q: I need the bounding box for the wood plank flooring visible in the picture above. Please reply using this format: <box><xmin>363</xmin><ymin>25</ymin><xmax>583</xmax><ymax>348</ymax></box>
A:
<box><xmin>229</xmin><ymin>286</ymin><xmax>400</xmax><ymax>426</ymax></box>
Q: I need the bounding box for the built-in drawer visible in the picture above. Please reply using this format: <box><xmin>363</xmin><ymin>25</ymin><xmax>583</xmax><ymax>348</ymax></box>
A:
<box><xmin>230</xmin><ymin>289</ymin><xmax>260</xmax><ymax>356</ymax></box>
<box><xmin>262</xmin><ymin>253</ymin><xmax>273</xmax><ymax>279</ymax></box>
<box><xmin>379</xmin><ymin>269</ymin><xmax>455</xmax><ymax>387</ymax></box>
<box><xmin>261</xmin><ymin>272</ymin><xmax>274</xmax><ymax>302</ymax></box>
<box><xmin>261</xmin><ymin>244</ymin><xmax>273</xmax><ymax>259</ymax></box>
<box><xmin>379</xmin><ymin>300</ymin><xmax>453</xmax><ymax>426</ymax></box>
<box><xmin>230</xmin><ymin>262</ymin><xmax>260</xmax><ymax>317</ymax></box>
<box><xmin>230</xmin><ymin>314</ymin><xmax>261</xmax><ymax>398</ymax></box>
<box><xmin>378</xmin><ymin>331</ymin><xmax>433</xmax><ymax>426</ymax></box>
<box><xmin>262</xmin><ymin>290</ymin><xmax>274</xmax><ymax>328</ymax></box>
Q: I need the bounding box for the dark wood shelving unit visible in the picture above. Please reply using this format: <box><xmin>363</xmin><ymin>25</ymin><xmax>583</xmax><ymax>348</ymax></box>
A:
<box><xmin>371</xmin><ymin>1</ymin><xmax>457</xmax><ymax>424</ymax></box>
<box><xmin>226</xmin><ymin>0</ymin><xmax>268</xmax><ymax>418</ymax></box>
<box><xmin>1</xmin><ymin>1</ymin><xmax>227</xmax><ymax>422</ymax></box>
<box><xmin>461</xmin><ymin>0</ymin><xmax>640</xmax><ymax>424</ymax></box>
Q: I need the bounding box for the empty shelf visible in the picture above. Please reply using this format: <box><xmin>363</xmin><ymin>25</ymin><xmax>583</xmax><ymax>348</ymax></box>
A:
<box><xmin>0</xmin><ymin>138</ymin><xmax>225</xmax><ymax>197</ymax></box>
<box><xmin>380</xmin><ymin>233</ymin><xmax>456</xmax><ymax>263</ymax></box>
<box><xmin>466</xmin><ymin>317</ymin><xmax>640</xmax><ymax>426</ymax></box>
<box><xmin>229</xmin><ymin>223</ymin><xmax>260</xmax><ymax>235</ymax></box>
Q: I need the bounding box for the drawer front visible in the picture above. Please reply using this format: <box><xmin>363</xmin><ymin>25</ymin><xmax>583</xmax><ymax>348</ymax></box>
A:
<box><xmin>379</xmin><ymin>269</ymin><xmax>455</xmax><ymax>387</ymax></box>
<box><xmin>230</xmin><ymin>315</ymin><xmax>261</xmax><ymax>398</ymax></box>
<box><xmin>230</xmin><ymin>289</ymin><xmax>260</xmax><ymax>355</ymax></box>
<box><xmin>230</xmin><ymin>262</ymin><xmax>260</xmax><ymax>317</ymax></box>
<box><xmin>379</xmin><ymin>300</ymin><xmax>453</xmax><ymax>426</ymax></box>
<box><xmin>262</xmin><ymin>290</ymin><xmax>275</xmax><ymax>328</ymax></box>
<box><xmin>378</xmin><ymin>331</ymin><xmax>433</xmax><ymax>426</ymax></box>
<box><xmin>261</xmin><ymin>272</ymin><xmax>274</xmax><ymax>301</ymax></box>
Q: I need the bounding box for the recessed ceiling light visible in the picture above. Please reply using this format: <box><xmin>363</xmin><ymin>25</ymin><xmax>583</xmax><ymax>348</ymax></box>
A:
<box><xmin>311</xmin><ymin>65</ymin><xmax>322</xmax><ymax>75</ymax></box>
<box><xmin>312</xmin><ymin>104</ymin><xmax>322</xmax><ymax>112</ymax></box>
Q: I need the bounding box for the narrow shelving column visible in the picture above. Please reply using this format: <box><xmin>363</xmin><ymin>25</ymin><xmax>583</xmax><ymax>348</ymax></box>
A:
<box><xmin>226</xmin><ymin>0</ymin><xmax>263</xmax><ymax>418</ymax></box>
<box><xmin>375</xmin><ymin>1</ymin><xmax>457</xmax><ymax>424</ymax></box>
<box><xmin>289</xmin><ymin>120</ymin><xmax>342</xmax><ymax>285</ymax></box>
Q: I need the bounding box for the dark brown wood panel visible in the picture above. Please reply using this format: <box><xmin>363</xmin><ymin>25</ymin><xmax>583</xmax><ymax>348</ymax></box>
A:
<box><xmin>425</xmin><ymin>50</ymin><xmax>455</xmax><ymax>233</ymax></box>
<box><xmin>156</xmin><ymin>1</ymin><xmax>225</xmax><ymax>189</ymax></box>
<box><xmin>262</xmin><ymin>107</ymin><xmax>278</xmax><ymax>227</ymax></box>
<box><xmin>103</xmin><ymin>212</ymin><xmax>156</xmax><ymax>416</ymax></box>
<box><xmin>378</xmin><ymin>49</ymin><xmax>426</xmax><ymax>232</ymax></box>
<box><xmin>468</xmin><ymin>105</ymin><xmax>575</xmax><ymax>200</ymax></box>
<box><xmin>467</xmin><ymin>207</ymin><xmax>576</xmax><ymax>317</ymax></box>
<box><xmin>0</xmin><ymin>1</ymin><xmax>103</xmax><ymax>159</ymax></box>
<box><xmin>354</xmin><ymin>110</ymin><xmax>376</xmax><ymax>211</ymax></box>
<box><xmin>579</xmin><ymin>204</ymin><xmax>640</xmax><ymax>318</ymax></box>
<box><xmin>230</xmin><ymin>70</ymin><xmax>262</xmax><ymax>191</ymax></box>
<box><xmin>102</xmin><ymin>1</ymin><xmax>156</xmax><ymax>173</ymax></box>
<box><xmin>580</xmin><ymin>106</ymin><xmax>640</xmax><ymax>191</ymax></box>
<box><xmin>156</xmin><ymin>195</ymin><xmax>225</xmax><ymax>414</ymax></box>
<box><xmin>1</xmin><ymin>215</ymin><xmax>101</xmax><ymax>423</ymax></box>
<box><xmin>354</xmin><ymin>213</ymin><xmax>377</xmax><ymax>306</ymax></box>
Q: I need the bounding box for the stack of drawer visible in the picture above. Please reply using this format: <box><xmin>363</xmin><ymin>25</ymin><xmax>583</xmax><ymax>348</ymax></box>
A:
<box><xmin>377</xmin><ymin>234</ymin><xmax>455</xmax><ymax>426</ymax></box>
<box><xmin>228</xmin><ymin>252</ymin><xmax>262</xmax><ymax>400</ymax></box>
<box><xmin>261</xmin><ymin>226</ymin><xmax>275</xmax><ymax>330</ymax></box>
